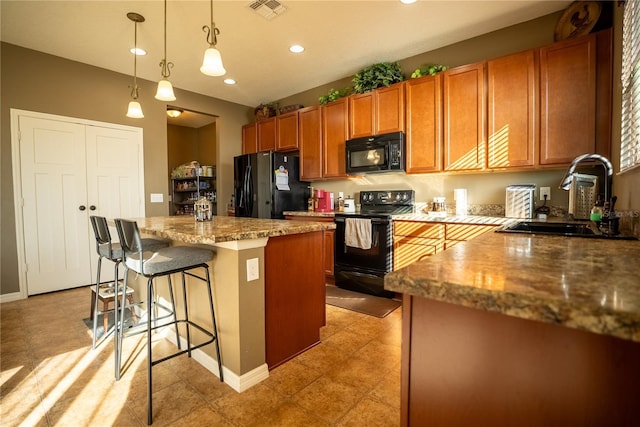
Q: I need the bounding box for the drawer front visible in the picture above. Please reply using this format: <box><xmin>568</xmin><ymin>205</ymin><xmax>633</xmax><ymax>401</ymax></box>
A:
<box><xmin>445</xmin><ymin>224</ymin><xmax>496</xmax><ymax>241</ymax></box>
<box><xmin>394</xmin><ymin>242</ymin><xmax>438</xmax><ymax>270</ymax></box>
<box><xmin>394</xmin><ymin>221</ymin><xmax>444</xmax><ymax>238</ymax></box>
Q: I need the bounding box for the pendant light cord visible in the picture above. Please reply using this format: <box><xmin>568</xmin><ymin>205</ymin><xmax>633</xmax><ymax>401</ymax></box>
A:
<box><xmin>160</xmin><ymin>0</ymin><xmax>173</xmax><ymax>79</ymax></box>
<box><xmin>203</xmin><ymin>0</ymin><xmax>219</xmax><ymax>47</ymax></box>
<box><xmin>132</xmin><ymin>19</ymin><xmax>139</xmax><ymax>99</ymax></box>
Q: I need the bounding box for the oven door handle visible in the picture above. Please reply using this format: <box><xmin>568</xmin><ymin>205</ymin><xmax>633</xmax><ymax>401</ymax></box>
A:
<box><xmin>335</xmin><ymin>217</ymin><xmax>388</xmax><ymax>225</ymax></box>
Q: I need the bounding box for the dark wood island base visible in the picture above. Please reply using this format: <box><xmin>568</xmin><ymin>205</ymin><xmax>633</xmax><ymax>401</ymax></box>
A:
<box><xmin>402</xmin><ymin>295</ymin><xmax>640</xmax><ymax>426</ymax></box>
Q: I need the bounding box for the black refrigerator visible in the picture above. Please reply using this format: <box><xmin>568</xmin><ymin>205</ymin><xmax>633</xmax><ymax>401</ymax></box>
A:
<box><xmin>234</xmin><ymin>152</ymin><xmax>310</xmax><ymax>219</ymax></box>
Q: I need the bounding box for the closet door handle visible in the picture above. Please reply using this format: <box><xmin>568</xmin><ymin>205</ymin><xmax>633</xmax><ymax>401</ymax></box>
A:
<box><xmin>79</xmin><ymin>205</ymin><xmax>86</xmax><ymax>211</ymax></box>
<box><xmin>89</xmin><ymin>205</ymin><xmax>96</xmax><ymax>211</ymax></box>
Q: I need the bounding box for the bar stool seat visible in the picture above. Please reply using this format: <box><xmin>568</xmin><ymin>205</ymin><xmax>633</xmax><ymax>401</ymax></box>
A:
<box><xmin>114</xmin><ymin>218</ymin><xmax>223</xmax><ymax>425</ymax></box>
<box><xmin>89</xmin><ymin>215</ymin><xmax>169</xmax><ymax>349</ymax></box>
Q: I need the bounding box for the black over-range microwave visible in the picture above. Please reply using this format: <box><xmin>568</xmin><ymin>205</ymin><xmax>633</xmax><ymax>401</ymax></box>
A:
<box><xmin>345</xmin><ymin>132</ymin><xmax>405</xmax><ymax>174</ymax></box>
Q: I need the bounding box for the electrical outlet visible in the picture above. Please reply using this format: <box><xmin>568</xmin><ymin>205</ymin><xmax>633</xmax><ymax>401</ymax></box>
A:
<box><xmin>540</xmin><ymin>187</ymin><xmax>551</xmax><ymax>201</ymax></box>
<box><xmin>246</xmin><ymin>258</ymin><xmax>259</xmax><ymax>282</ymax></box>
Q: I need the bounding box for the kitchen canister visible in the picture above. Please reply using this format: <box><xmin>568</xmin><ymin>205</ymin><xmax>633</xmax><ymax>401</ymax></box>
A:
<box><xmin>343</xmin><ymin>197</ymin><xmax>356</xmax><ymax>213</ymax></box>
<box><xmin>194</xmin><ymin>197</ymin><xmax>213</xmax><ymax>221</ymax></box>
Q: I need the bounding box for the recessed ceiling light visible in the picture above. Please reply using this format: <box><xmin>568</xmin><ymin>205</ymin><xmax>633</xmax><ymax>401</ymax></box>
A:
<box><xmin>400</xmin><ymin>0</ymin><xmax>417</xmax><ymax>4</ymax></box>
<box><xmin>130</xmin><ymin>47</ymin><xmax>147</xmax><ymax>55</ymax></box>
<box><xmin>289</xmin><ymin>45</ymin><xmax>304</xmax><ymax>54</ymax></box>
<box><xmin>224</xmin><ymin>78</ymin><xmax>236</xmax><ymax>85</ymax></box>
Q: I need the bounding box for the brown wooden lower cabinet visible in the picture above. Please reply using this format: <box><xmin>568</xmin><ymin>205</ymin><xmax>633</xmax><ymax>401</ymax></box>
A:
<box><xmin>284</xmin><ymin>214</ymin><xmax>335</xmax><ymax>285</ymax></box>
<box><xmin>394</xmin><ymin>222</ymin><xmax>496</xmax><ymax>270</ymax></box>
<box><xmin>264</xmin><ymin>231</ymin><xmax>325</xmax><ymax>370</ymax></box>
<box><xmin>402</xmin><ymin>295</ymin><xmax>640</xmax><ymax>426</ymax></box>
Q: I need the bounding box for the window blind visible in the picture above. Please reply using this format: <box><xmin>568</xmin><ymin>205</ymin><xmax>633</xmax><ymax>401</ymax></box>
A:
<box><xmin>621</xmin><ymin>0</ymin><xmax>640</xmax><ymax>172</ymax></box>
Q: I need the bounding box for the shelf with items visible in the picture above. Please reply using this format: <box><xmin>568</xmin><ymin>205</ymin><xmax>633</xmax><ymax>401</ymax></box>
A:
<box><xmin>171</xmin><ymin>176</ymin><xmax>216</xmax><ymax>216</ymax></box>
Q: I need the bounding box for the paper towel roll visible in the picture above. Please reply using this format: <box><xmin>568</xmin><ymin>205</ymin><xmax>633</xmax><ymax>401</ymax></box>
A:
<box><xmin>454</xmin><ymin>188</ymin><xmax>467</xmax><ymax>216</ymax></box>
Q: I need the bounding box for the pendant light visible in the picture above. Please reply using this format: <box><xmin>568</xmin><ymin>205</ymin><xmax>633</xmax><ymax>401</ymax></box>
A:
<box><xmin>126</xmin><ymin>12</ymin><xmax>145</xmax><ymax>118</ymax></box>
<box><xmin>155</xmin><ymin>0</ymin><xmax>176</xmax><ymax>101</ymax></box>
<box><xmin>200</xmin><ymin>0</ymin><xmax>226</xmax><ymax>76</ymax></box>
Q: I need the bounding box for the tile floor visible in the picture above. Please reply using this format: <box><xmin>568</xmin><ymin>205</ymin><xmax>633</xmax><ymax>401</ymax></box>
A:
<box><xmin>0</xmin><ymin>286</ymin><xmax>402</xmax><ymax>426</ymax></box>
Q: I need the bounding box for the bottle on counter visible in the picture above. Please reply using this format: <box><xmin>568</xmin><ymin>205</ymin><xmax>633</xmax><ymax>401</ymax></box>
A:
<box><xmin>308</xmin><ymin>186</ymin><xmax>315</xmax><ymax>212</ymax></box>
<box><xmin>590</xmin><ymin>198</ymin><xmax>603</xmax><ymax>225</ymax></box>
<box><xmin>337</xmin><ymin>192</ymin><xmax>345</xmax><ymax>213</ymax></box>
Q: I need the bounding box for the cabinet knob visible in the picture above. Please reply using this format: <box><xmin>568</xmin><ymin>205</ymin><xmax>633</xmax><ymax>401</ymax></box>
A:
<box><xmin>89</xmin><ymin>205</ymin><xmax>96</xmax><ymax>211</ymax></box>
<box><xmin>79</xmin><ymin>205</ymin><xmax>86</xmax><ymax>211</ymax></box>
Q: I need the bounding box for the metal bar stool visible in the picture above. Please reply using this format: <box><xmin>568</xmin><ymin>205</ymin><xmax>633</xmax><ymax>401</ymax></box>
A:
<box><xmin>114</xmin><ymin>218</ymin><xmax>223</xmax><ymax>425</ymax></box>
<box><xmin>89</xmin><ymin>216</ymin><xmax>169</xmax><ymax>349</ymax></box>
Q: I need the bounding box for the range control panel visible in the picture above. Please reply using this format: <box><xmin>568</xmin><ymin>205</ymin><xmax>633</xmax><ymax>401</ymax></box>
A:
<box><xmin>360</xmin><ymin>190</ymin><xmax>415</xmax><ymax>206</ymax></box>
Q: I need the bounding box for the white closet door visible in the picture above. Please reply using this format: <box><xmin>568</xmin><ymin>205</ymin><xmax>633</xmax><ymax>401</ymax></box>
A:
<box><xmin>85</xmin><ymin>125</ymin><xmax>144</xmax><ymax>284</ymax></box>
<box><xmin>19</xmin><ymin>116</ymin><xmax>92</xmax><ymax>294</ymax></box>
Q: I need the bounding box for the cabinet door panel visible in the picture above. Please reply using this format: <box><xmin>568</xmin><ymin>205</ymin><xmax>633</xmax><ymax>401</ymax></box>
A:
<box><xmin>444</xmin><ymin>63</ymin><xmax>486</xmax><ymax>171</ymax></box>
<box><xmin>488</xmin><ymin>50</ymin><xmax>538</xmax><ymax>168</ymax></box>
<box><xmin>406</xmin><ymin>75</ymin><xmax>442</xmax><ymax>173</ymax></box>
<box><xmin>242</xmin><ymin>123</ymin><xmax>257</xmax><ymax>154</ymax></box>
<box><xmin>540</xmin><ymin>34</ymin><xmax>596</xmax><ymax>165</ymax></box>
<box><xmin>376</xmin><ymin>83</ymin><xmax>405</xmax><ymax>135</ymax></box>
<box><xmin>276</xmin><ymin>111</ymin><xmax>299</xmax><ymax>152</ymax></box>
<box><xmin>299</xmin><ymin>106</ymin><xmax>323</xmax><ymax>181</ymax></box>
<box><xmin>323</xmin><ymin>98</ymin><xmax>349</xmax><ymax>178</ymax></box>
<box><xmin>258</xmin><ymin>117</ymin><xmax>276</xmax><ymax>152</ymax></box>
<box><xmin>349</xmin><ymin>92</ymin><xmax>375</xmax><ymax>138</ymax></box>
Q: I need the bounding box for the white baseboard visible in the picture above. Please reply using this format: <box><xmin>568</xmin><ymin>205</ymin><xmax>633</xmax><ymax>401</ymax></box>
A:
<box><xmin>162</xmin><ymin>327</ymin><xmax>269</xmax><ymax>393</ymax></box>
<box><xmin>0</xmin><ymin>291</ymin><xmax>25</xmax><ymax>303</ymax></box>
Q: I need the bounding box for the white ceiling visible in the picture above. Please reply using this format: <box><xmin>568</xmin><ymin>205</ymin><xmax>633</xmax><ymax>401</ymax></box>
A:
<box><xmin>1</xmin><ymin>1</ymin><xmax>571</xmax><ymax>109</ymax></box>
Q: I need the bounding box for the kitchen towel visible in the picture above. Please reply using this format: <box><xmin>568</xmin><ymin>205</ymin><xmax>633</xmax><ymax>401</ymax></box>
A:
<box><xmin>345</xmin><ymin>218</ymin><xmax>372</xmax><ymax>250</ymax></box>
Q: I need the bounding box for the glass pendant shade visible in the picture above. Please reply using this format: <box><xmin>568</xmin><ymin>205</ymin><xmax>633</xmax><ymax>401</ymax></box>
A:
<box><xmin>126</xmin><ymin>101</ymin><xmax>144</xmax><ymax>118</ymax></box>
<box><xmin>200</xmin><ymin>47</ymin><xmax>226</xmax><ymax>76</ymax></box>
<box><xmin>155</xmin><ymin>79</ymin><xmax>176</xmax><ymax>101</ymax></box>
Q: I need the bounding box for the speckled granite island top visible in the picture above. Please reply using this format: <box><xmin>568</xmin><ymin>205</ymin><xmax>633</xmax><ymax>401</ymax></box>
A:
<box><xmin>131</xmin><ymin>215</ymin><xmax>335</xmax><ymax>245</ymax></box>
<box><xmin>385</xmin><ymin>232</ymin><xmax>640</xmax><ymax>342</ymax></box>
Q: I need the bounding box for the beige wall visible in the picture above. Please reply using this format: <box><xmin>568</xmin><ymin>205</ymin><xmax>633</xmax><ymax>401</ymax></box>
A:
<box><xmin>1</xmin><ymin>43</ymin><xmax>251</xmax><ymax>295</ymax></box>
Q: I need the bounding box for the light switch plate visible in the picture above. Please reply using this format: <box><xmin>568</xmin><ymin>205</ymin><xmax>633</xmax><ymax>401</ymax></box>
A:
<box><xmin>150</xmin><ymin>193</ymin><xmax>164</xmax><ymax>203</ymax></box>
<box><xmin>246</xmin><ymin>258</ymin><xmax>259</xmax><ymax>282</ymax></box>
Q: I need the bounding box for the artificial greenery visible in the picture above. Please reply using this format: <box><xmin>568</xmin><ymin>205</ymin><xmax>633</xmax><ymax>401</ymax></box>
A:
<box><xmin>352</xmin><ymin>62</ymin><xmax>404</xmax><ymax>94</ymax></box>
<box><xmin>318</xmin><ymin>87</ymin><xmax>352</xmax><ymax>105</ymax></box>
<box><xmin>410</xmin><ymin>64</ymin><xmax>448</xmax><ymax>78</ymax></box>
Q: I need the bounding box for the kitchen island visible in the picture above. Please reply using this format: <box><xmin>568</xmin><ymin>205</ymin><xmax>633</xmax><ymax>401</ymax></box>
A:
<box><xmin>126</xmin><ymin>216</ymin><xmax>335</xmax><ymax>392</ymax></box>
<box><xmin>385</xmin><ymin>231</ymin><xmax>640</xmax><ymax>426</ymax></box>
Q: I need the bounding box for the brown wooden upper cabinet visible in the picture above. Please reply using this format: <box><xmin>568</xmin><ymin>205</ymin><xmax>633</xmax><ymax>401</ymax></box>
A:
<box><xmin>257</xmin><ymin>116</ymin><xmax>276</xmax><ymax>152</ymax></box>
<box><xmin>242</xmin><ymin>122</ymin><xmax>257</xmax><ymax>155</ymax></box>
<box><xmin>539</xmin><ymin>33</ymin><xmax>597</xmax><ymax>165</ymax></box>
<box><xmin>443</xmin><ymin>63</ymin><xmax>486</xmax><ymax>171</ymax></box>
<box><xmin>349</xmin><ymin>82</ymin><xmax>405</xmax><ymax>138</ymax></box>
<box><xmin>405</xmin><ymin>74</ymin><xmax>443</xmax><ymax>173</ymax></box>
<box><xmin>298</xmin><ymin>105</ymin><xmax>323</xmax><ymax>181</ymax></box>
<box><xmin>276</xmin><ymin>110</ymin><xmax>299</xmax><ymax>151</ymax></box>
<box><xmin>323</xmin><ymin>98</ymin><xmax>349</xmax><ymax>179</ymax></box>
<box><xmin>487</xmin><ymin>50</ymin><xmax>538</xmax><ymax>169</ymax></box>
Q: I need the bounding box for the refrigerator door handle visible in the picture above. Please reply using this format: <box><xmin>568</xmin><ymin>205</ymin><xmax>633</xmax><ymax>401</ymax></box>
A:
<box><xmin>245</xmin><ymin>165</ymin><xmax>253</xmax><ymax>215</ymax></box>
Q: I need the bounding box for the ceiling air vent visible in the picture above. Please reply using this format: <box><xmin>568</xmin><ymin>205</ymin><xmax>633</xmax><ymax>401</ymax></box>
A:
<box><xmin>248</xmin><ymin>0</ymin><xmax>286</xmax><ymax>20</ymax></box>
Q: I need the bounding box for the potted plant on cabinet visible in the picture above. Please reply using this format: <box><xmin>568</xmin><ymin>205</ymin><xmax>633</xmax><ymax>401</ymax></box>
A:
<box><xmin>352</xmin><ymin>61</ymin><xmax>404</xmax><ymax>94</ymax></box>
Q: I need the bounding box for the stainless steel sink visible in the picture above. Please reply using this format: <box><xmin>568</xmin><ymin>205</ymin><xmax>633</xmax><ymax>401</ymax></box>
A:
<box><xmin>495</xmin><ymin>220</ymin><xmax>637</xmax><ymax>240</ymax></box>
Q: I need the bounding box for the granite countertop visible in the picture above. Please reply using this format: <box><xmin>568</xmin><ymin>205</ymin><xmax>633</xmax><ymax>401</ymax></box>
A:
<box><xmin>391</xmin><ymin>213</ymin><xmax>515</xmax><ymax>225</ymax></box>
<box><xmin>130</xmin><ymin>216</ymin><xmax>335</xmax><ymax>245</ymax></box>
<box><xmin>385</xmin><ymin>231</ymin><xmax>640</xmax><ymax>343</ymax></box>
<box><xmin>283</xmin><ymin>211</ymin><xmax>336</xmax><ymax>218</ymax></box>
<box><xmin>283</xmin><ymin>210</ymin><xmax>514</xmax><ymax>226</ymax></box>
